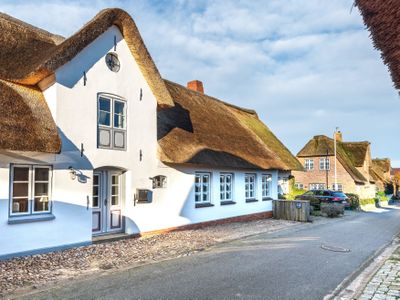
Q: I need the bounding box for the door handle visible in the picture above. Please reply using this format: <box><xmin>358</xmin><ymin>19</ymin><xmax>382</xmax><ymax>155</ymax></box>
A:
<box><xmin>104</xmin><ymin>198</ymin><xmax>107</xmax><ymax>206</ymax></box>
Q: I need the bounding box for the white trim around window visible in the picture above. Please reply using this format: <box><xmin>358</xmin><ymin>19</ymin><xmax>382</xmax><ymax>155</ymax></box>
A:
<box><xmin>9</xmin><ymin>165</ymin><xmax>53</xmax><ymax>217</ymax></box>
<box><xmin>220</xmin><ymin>173</ymin><xmax>234</xmax><ymax>204</ymax></box>
<box><xmin>195</xmin><ymin>172</ymin><xmax>212</xmax><ymax>207</ymax></box>
<box><xmin>305</xmin><ymin>159</ymin><xmax>314</xmax><ymax>170</ymax></box>
<box><xmin>319</xmin><ymin>158</ymin><xmax>330</xmax><ymax>170</ymax></box>
<box><xmin>261</xmin><ymin>174</ymin><xmax>272</xmax><ymax>200</ymax></box>
<box><xmin>245</xmin><ymin>173</ymin><xmax>257</xmax><ymax>202</ymax></box>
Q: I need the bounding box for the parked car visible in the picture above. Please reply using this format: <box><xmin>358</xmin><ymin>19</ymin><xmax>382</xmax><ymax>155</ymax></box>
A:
<box><xmin>295</xmin><ymin>190</ymin><xmax>349</xmax><ymax>209</ymax></box>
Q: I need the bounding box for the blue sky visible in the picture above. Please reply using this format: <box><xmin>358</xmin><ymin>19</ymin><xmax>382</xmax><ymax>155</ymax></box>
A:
<box><xmin>2</xmin><ymin>0</ymin><xmax>399</xmax><ymax>166</ymax></box>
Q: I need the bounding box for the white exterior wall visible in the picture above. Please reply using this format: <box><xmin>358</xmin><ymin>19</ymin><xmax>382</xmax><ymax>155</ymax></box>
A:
<box><xmin>0</xmin><ymin>26</ymin><xmax>280</xmax><ymax>258</ymax></box>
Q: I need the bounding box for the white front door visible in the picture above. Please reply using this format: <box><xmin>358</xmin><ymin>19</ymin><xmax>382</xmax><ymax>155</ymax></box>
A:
<box><xmin>92</xmin><ymin>170</ymin><xmax>123</xmax><ymax>235</ymax></box>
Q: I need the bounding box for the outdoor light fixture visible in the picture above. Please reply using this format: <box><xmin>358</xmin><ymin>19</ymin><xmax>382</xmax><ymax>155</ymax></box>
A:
<box><xmin>69</xmin><ymin>166</ymin><xmax>77</xmax><ymax>180</ymax></box>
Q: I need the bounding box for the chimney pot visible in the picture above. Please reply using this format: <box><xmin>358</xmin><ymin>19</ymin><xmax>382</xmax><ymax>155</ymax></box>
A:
<box><xmin>187</xmin><ymin>80</ymin><xmax>204</xmax><ymax>93</ymax></box>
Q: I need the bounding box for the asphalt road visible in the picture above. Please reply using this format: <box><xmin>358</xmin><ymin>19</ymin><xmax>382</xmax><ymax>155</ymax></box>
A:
<box><xmin>18</xmin><ymin>207</ymin><xmax>400</xmax><ymax>300</ymax></box>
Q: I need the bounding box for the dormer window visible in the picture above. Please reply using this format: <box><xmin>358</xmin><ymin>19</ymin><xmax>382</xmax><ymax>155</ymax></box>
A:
<box><xmin>97</xmin><ymin>94</ymin><xmax>126</xmax><ymax>150</ymax></box>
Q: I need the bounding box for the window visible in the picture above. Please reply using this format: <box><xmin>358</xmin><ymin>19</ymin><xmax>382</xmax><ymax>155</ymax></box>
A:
<box><xmin>98</xmin><ymin>95</ymin><xmax>126</xmax><ymax>150</ymax></box>
<box><xmin>195</xmin><ymin>173</ymin><xmax>211</xmax><ymax>204</ymax></box>
<box><xmin>332</xmin><ymin>183</ymin><xmax>343</xmax><ymax>191</ymax></box>
<box><xmin>10</xmin><ymin>165</ymin><xmax>52</xmax><ymax>216</ymax></box>
<box><xmin>262</xmin><ymin>174</ymin><xmax>272</xmax><ymax>199</ymax></box>
<box><xmin>319</xmin><ymin>158</ymin><xmax>330</xmax><ymax>170</ymax></box>
<box><xmin>305</xmin><ymin>159</ymin><xmax>314</xmax><ymax>170</ymax></box>
<box><xmin>245</xmin><ymin>174</ymin><xmax>256</xmax><ymax>200</ymax></box>
<box><xmin>220</xmin><ymin>173</ymin><xmax>233</xmax><ymax>202</ymax></box>
<box><xmin>309</xmin><ymin>183</ymin><xmax>325</xmax><ymax>190</ymax></box>
<box><xmin>295</xmin><ymin>183</ymin><xmax>304</xmax><ymax>190</ymax></box>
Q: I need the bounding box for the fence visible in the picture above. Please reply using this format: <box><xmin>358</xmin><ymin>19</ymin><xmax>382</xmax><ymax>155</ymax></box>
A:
<box><xmin>272</xmin><ymin>200</ymin><xmax>311</xmax><ymax>222</ymax></box>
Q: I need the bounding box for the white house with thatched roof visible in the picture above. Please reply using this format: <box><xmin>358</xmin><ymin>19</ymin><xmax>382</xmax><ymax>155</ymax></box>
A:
<box><xmin>0</xmin><ymin>9</ymin><xmax>301</xmax><ymax>259</ymax></box>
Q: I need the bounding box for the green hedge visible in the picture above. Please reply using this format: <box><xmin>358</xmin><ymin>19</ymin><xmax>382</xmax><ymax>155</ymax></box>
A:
<box><xmin>359</xmin><ymin>198</ymin><xmax>376</xmax><ymax>206</ymax></box>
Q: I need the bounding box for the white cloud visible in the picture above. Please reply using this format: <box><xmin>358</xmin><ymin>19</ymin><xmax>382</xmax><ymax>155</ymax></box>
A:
<box><xmin>1</xmin><ymin>0</ymin><xmax>399</xmax><ymax>166</ymax></box>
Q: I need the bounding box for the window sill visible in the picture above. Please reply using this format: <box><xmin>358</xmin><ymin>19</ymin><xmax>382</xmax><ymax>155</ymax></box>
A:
<box><xmin>245</xmin><ymin>199</ymin><xmax>259</xmax><ymax>203</ymax></box>
<box><xmin>220</xmin><ymin>201</ymin><xmax>236</xmax><ymax>206</ymax></box>
<box><xmin>195</xmin><ymin>203</ymin><xmax>214</xmax><ymax>208</ymax></box>
<box><xmin>8</xmin><ymin>214</ymin><xmax>55</xmax><ymax>225</ymax></box>
<box><xmin>262</xmin><ymin>197</ymin><xmax>273</xmax><ymax>201</ymax></box>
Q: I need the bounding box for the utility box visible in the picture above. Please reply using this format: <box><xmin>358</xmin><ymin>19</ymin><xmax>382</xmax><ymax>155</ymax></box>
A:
<box><xmin>136</xmin><ymin>189</ymin><xmax>153</xmax><ymax>203</ymax></box>
<box><xmin>273</xmin><ymin>200</ymin><xmax>311</xmax><ymax>222</ymax></box>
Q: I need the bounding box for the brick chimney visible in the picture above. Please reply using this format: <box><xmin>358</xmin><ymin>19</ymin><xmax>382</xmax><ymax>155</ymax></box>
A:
<box><xmin>187</xmin><ymin>80</ymin><xmax>204</xmax><ymax>93</ymax></box>
<box><xmin>334</xmin><ymin>131</ymin><xmax>343</xmax><ymax>142</ymax></box>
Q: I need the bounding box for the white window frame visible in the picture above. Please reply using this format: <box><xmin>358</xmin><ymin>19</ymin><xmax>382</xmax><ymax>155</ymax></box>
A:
<box><xmin>220</xmin><ymin>173</ymin><xmax>234</xmax><ymax>202</ymax></box>
<box><xmin>245</xmin><ymin>173</ymin><xmax>257</xmax><ymax>200</ymax></box>
<box><xmin>9</xmin><ymin>165</ymin><xmax>52</xmax><ymax>217</ymax></box>
<box><xmin>309</xmin><ymin>183</ymin><xmax>325</xmax><ymax>190</ymax></box>
<box><xmin>295</xmin><ymin>183</ymin><xmax>304</xmax><ymax>190</ymax></box>
<box><xmin>261</xmin><ymin>174</ymin><xmax>272</xmax><ymax>199</ymax></box>
<box><xmin>195</xmin><ymin>172</ymin><xmax>211</xmax><ymax>204</ymax></box>
<box><xmin>319</xmin><ymin>158</ymin><xmax>330</xmax><ymax>170</ymax></box>
<box><xmin>305</xmin><ymin>159</ymin><xmax>314</xmax><ymax>170</ymax></box>
<box><xmin>97</xmin><ymin>94</ymin><xmax>127</xmax><ymax>150</ymax></box>
<box><xmin>332</xmin><ymin>183</ymin><xmax>343</xmax><ymax>191</ymax></box>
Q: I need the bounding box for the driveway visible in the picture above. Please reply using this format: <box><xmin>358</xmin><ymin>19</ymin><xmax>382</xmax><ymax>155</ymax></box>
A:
<box><xmin>17</xmin><ymin>207</ymin><xmax>400</xmax><ymax>300</ymax></box>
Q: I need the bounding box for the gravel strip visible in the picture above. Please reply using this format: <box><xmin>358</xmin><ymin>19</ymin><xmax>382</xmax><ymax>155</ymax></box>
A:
<box><xmin>0</xmin><ymin>218</ymin><xmax>300</xmax><ymax>298</ymax></box>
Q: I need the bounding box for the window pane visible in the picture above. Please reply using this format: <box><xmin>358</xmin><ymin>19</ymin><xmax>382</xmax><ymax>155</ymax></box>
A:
<box><xmin>93</xmin><ymin>186</ymin><xmax>99</xmax><ymax>197</ymax></box>
<box><xmin>99</xmin><ymin>98</ymin><xmax>111</xmax><ymax>112</ymax></box>
<box><xmin>114</xmin><ymin>114</ymin><xmax>125</xmax><ymax>128</ymax></box>
<box><xmin>99</xmin><ymin>111</ymin><xmax>110</xmax><ymax>126</ymax></box>
<box><xmin>13</xmin><ymin>167</ymin><xmax>29</xmax><ymax>181</ymax></box>
<box><xmin>13</xmin><ymin>182</ymin><xmax>29</xmax><ymax>197</ymax></box>
<box><xmin>12</xmin><ymin>198</ymin><xmax>28</xmax><ymax>213</ymax></box>
<box><xmin>195</xmin><ymin>194</ymin><xmax>200</xmax><ymax>202</ymax></box>
<box><xmin>114</xmin><ymin>101</ymin><xmax>125</xmax><ymax>115</ymax></box>
<box><xmin>93</xmin><ymin>175</ymin><xmax>99</xmax><ymax>185</ymax></box>
<box><xmin>112</xmin><ymin>175</ymin><xmax>119</xmax><ymax>184</ymax></box>
<box><xmin>35</xmin><ymin>168</ymin><xmax>49</xmax><ymax>181</ymax></box>
<box><xmin>34</xmin><ymin>196</ymin><xmax>49</xmax><ymax>212</ymax></box>
<box><xmin>92</xmin><ymin>196</ymin><xmax>99</xmax><ymax>207</ymax></box>
<box><xmin>112</xmin><ymin>195</ymin><xmax>119</xmax><ymax>206</ymax></box>
<box><xmin>112</xmin><ymin>185</ymin><xmax>119</xmax><ymax>195</ymax></box>
<box><xmin>34</xmin><ymin>183</ymin><xmax>48</xmax><ymax>197</ymax></box>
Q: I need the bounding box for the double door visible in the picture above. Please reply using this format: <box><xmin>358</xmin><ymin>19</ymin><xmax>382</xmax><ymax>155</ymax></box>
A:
<box><xmin>92</xmin><ymin>170</ymin><xmax>123</xmax><ymax>235</ymax></box>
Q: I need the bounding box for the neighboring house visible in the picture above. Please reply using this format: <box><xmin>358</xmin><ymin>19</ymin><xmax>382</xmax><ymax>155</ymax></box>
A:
<box><xmin>391</xmin><ymin>168</ymin><xmax>400</xmax><ymax>196</ymax></box>
<box><xmin>356</xmin><ymin>1</ymin><xmax>400</xmax><ymax>91</ymax></box>
<box><xmin>293</xmin><ymin>132</ymin><xmax>378</xmax><ymax>199</ymax></box>
<box><xmin>0</xmin><ymin>9</ymin><xmax>302</xmax><ymax>259</ymax></box>
<box><xmin>370</xmin><ymin>158</ymin><xmax>392</xmax><ymax>192</ymax></box>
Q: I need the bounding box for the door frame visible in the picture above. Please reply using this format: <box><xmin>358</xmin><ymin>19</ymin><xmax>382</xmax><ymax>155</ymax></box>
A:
<box><xmin>92</xmin><ymin>168</ymin><xmax>125</xmax><ymax>236</ymax></box>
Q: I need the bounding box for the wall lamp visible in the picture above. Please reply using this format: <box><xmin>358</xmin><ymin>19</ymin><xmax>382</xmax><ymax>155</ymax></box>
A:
<box><xmin>68</xmin><ymin>166</ymin><xmax>77</xmax><ymax>180</ymax></box>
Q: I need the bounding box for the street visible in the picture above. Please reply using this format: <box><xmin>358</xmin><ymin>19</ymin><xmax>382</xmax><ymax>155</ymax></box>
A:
<box><xmin>18</xmin><ymin>208</ymin><xmax>400</xmax><ymax>300</ymax></box>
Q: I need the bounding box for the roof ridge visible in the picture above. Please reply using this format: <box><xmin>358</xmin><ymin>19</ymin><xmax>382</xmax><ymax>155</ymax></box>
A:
<box><xmin>163</xmin><ymin>79</ymin><xmax>257</xmax><ymax>115</ymax></box>
<box><xmin>0</xmin><ymin>12</ymin><xmax>64</xmax><ymax>44</ymax></box>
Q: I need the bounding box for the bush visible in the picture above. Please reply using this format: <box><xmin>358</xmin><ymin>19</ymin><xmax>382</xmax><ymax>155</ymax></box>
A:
<box><xmin>285</xmin><ymin>178</ymin><xmax>306</xmax><ymax>200</ymax></box>
<box><xmin>359</xmin><ymin>198</ymin><xmax>376</xmax><ymax>206</ymax></box>
<box><xmin>321</xmin><ymin>203</ymin><xmax>344</xmax><ymax>218</ymax></box>
<box><xmin>376</xmin><ymin>191</ymin><xmax>388</xmax><ymax>202</ymax></box>
<box><xmin>345</xmin><ymin>193</ymin><xmax>360</xmax><ymax>210</ymax></box>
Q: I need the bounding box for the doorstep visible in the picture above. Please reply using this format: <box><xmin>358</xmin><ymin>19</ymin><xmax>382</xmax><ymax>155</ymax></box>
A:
<box><xmin>92</xmin><ymin>233</ymin><xmax>132</xmax><ymax>244</ymax></box>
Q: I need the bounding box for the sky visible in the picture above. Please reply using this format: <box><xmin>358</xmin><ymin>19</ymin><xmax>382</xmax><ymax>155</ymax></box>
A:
<box><xmin>1</xmin><ymin>0</ymin><xmax>399</xmax><ymax>166</ymax></box>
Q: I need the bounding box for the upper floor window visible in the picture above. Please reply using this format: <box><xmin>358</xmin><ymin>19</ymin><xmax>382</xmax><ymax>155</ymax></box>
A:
<box><xmin>319</xmin><ymin>158</ymin><xmax>330</xmax><ymax>170</ymax></box>
<box><xmin>195</xmin><ymin>173</ymin><xmax>211</xmax><ymax>204</ymax></box>
<box><xmin>262</xmin><ymin>174</ymin><xmax>272</xmax><ymax>199</ymax></box>
<box><xmin>220</xmin><ymin>173</ymin><xmax>233</xmax><ymax>202</ymax></box>
<box><xmin>245</xmin><ymin>174</ymin><xmax>256</xmax><ymax>200</ymax></box>
<box><xmin>305</xmin><ymin>159</ymin><xmax>314</xmax><ymax>170</ymax></box>
<box><xmin>10</xmin><ymin>165</ymin><xmax>52</xmax><ymax>216</ymax></box>
<box><xmin>98</xmin><ymin>95</ymin><xmax>126</xmax><ymax>150</ymax></box>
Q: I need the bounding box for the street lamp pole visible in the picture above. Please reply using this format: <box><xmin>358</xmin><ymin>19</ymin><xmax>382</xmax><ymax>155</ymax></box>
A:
<box><xmin>334</xmin><ymin>127</ymin><xmax>338</xmax><ymax>190</ymax></box>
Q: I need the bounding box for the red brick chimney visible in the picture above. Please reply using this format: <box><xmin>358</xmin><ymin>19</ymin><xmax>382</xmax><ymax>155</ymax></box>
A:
<box><xmin>187</xmin><ymin>80</ymin><xmax>204</xmax><ymax>93</ymax></box>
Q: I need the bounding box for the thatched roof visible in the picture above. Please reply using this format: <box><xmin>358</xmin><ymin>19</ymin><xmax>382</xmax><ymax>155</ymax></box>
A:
<box><xmin>297</xmin><ymin>135</ymin><xmax>368</xmax><ymax>184</ymax></box>
<box><xmin>371</xmin><ymin>158</ymin><xmax>392</xmax><ymax>184</ymax></box>
<box><xmin>0</xmin><ymin>8</ymin><xmax>174</xmax><ymax>108</ymax></box>
<box><xmin>158</xmin><ymin>80</ymin><xmax>302</xmax><ymax>171</ymax></box>
<box><xmin>0</xmin><ymin>80</ymin><xmax>61</xmax><ymax>153</ymax></box>
<box><xmin>356</xmin><ymin>0</ymin><xmax>400</xmax><ymax>90</ymax></box>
